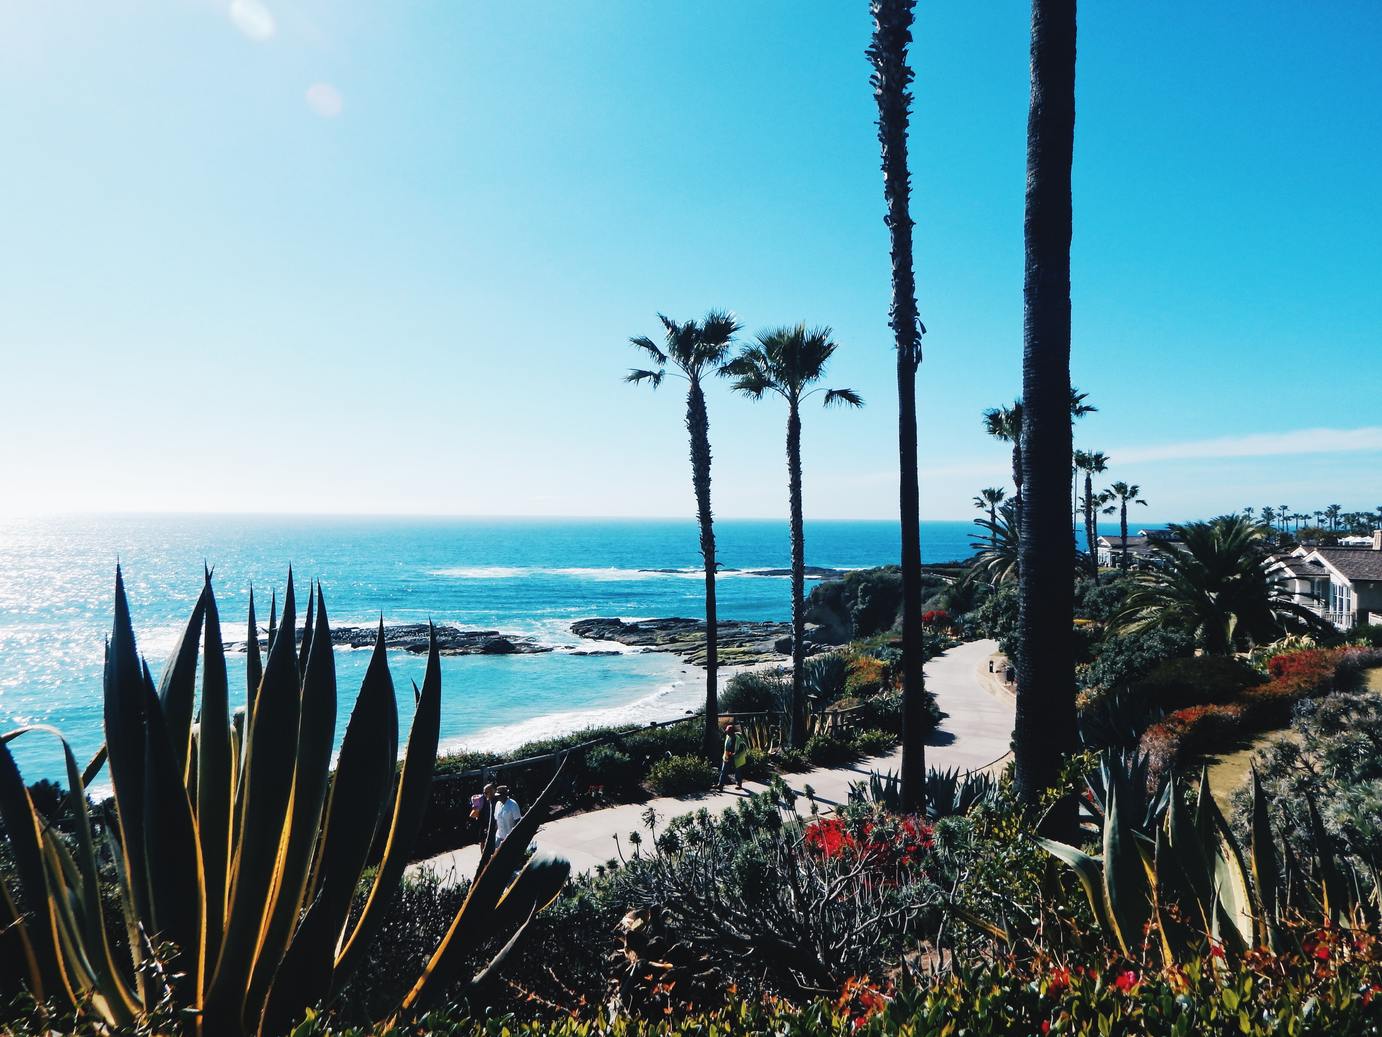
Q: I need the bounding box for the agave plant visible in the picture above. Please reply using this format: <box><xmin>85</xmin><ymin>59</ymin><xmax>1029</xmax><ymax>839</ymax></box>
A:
<box><xmin>0</xmin><ymin>568</ymin><xmax>570</xmax><ymax>1035</ymax></box>
<box><xmin>1038</xmin><ymin>767</ymin><xmax>1379</xmax><ymax>965</ymax></box>
<box><xmin>850</xmin><ymin>767</ymin><xmax>998</xmax><ymax>821</ymax></box>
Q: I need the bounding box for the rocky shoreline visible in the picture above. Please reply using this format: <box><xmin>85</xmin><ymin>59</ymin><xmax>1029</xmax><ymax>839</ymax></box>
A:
<box><xmin>225</xmin><ymin>623</ymin><xmax>552</xmax><ymax>656</ymax></box>
<box><xmin>570</xmin><ymin>617</ymin><xmax>804</xmax><ymax>667</ymax></box>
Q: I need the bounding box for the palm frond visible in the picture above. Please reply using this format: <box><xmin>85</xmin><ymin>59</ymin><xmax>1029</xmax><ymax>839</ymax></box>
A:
<box><xmin>823</xmin><ymin>388</ymin><xmax>864</xmax><ymax>408</ymax></box>
<box><xmin>624</xmin><ymin>369</ymin><xmax>664</xmax><ymax>389</ymax></box>
<box><xmin>628</xmin><ymin>335</ymin><xmax>666</xmax><ymax>366</ymax></box>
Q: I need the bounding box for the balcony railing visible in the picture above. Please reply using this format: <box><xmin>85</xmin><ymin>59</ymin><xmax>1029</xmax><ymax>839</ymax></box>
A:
<box><xmin>1322</xmin><ymin>609</ymin><xmax>1355</xmax><ymax>629</ymax></box>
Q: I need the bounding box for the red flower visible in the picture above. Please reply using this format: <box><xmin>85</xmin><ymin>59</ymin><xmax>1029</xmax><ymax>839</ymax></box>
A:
<box><xmin>1046</xmin><ymin>967</ymin><xmax>1072</xmax><ymax>994</ymax></box>
<box><xmin>1041</xmin><ymin>1021</ymin><xmax>1051</xmax><ymax>1035</ymax></box>
<box><xmin>1112</xmin><ymin>970</ymin><xmax>1139</xmax><ymax>993</ymax></box>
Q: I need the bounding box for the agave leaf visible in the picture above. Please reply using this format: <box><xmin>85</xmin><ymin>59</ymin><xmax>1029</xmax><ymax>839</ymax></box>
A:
<box><xmin>264</xmin><ymin>623</ymin><xmax>398</xmax><ymax>1029</ymax></box>
<box><xmin>246</xmin><ymin>585</ymin><xmax>263</xmax><ymax>724</ymax></box>
<box><xmin>1248</xmin><ymin>768</ymin><xmax>1282</xmax><ymax>951</ymax></box>
<box><xmin>204</xmin><ymin>574</ymin><xmax>299</xmax><ymax>1034</ymax></box>
<box><xmin>156</xmin><ymin>579</ymin><xmax>209</xmax><ymax>778</ymax></box>
<box><xmin>141</xmin><ymin>671</ymin><xmax>207</xmax><ymax>1003</ymax></box>
<box><xmin>1102</xmin><ymin>780</ymin><xmax>1153</xmax><ymax>957</ymax></box>
<box><xmin>0</xmin><ymin>879</ymin><xmax>44</xmax><ymax>1004</ymax></box>
<box><xmin>81</xmin><ymin>744</ymin><xmax>108</xmax><ymax>789</ymax></box>
<box><xmin>0</xmin><ymin>732</ymin><xmax>72</xmax><ymax>1005</ymax></box>
<box><xmin>1164</xmin><ymin>782</ymin><xmax>1215</xmax><ymax>931</ymax></box>
<box><xmin>104</xmin><ymin>566</ymin><xmax>153</xmax><ymax>925</ymax></box>
<box><xmin>485</xmin><ymin>851</ymin><xmax>571</xmax><ymax>941</ymax></box>
<box><xmin>333</xmin><ymin>622</ymin><xmax>442</xmax><ymax>990</ymax></box>
<box><xmin>1036</xmin><ymin>836</ymin><xmax>1110</xmax><ymax>933</ymax></box>
<box><xmin>247</xmin><ymin>585</ymin><xmax>338</xmax><ymax>1012</ymax></box>
<box><xmin>298</xmin><ymin>581</ymin><xmax>315</xmax><ymax>675</ymax></box>
<box><xmin>1198</xmin><ymin>777</ymin><xmax>1254</xmax><ymax>953</ymax></box>
<box><xmin>948</xmin><ymin>903</ymin><xmax>1011</xmax><ymax>944</ymax></box>
<box><xmin>198</xmin><ymin>579</ymin><xmax>233</xmax><ymax>972</ymax></box>
<box><xmin>400</xmin><ymin>758</ymin><xmax>572</xmax><ymax>1016</ymax></box>
<box><xmin>1307</xmin><ymin>793</ymin><xmax>1347</xmax><ymax>922</ymax></box>
<box><xmin>1152</xmin><ymin>822</ymin><xmax>1201</xmax><ymax>966</ymax></box>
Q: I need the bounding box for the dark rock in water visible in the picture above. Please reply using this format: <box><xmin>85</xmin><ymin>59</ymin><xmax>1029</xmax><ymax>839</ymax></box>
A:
<box><xmin>224</xmin><ymin>623</ymin><xmax>552</xmax><ymax>657</ymax></box>
<box><xmin>742</xmin><ymin>566</ymin><xmax>844</xmax><ymax>579</ymax></box>
<box><xmin>571</xmin><ymin>616</ymin><xmax>804</xmax><ymax>667</ymax></box>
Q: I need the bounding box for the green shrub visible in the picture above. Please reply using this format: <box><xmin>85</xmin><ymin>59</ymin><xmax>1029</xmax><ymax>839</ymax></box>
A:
<box><xmin>1133</xmin><ymin>654</ymin><xmax>1261</xmax><ymax>711</ymax></box>
<box><xmin>1354</xmin><ymin>623</ymin><xmax>1382</xmax><ymax>648</ymax></box>
<box><xmin>844</xmin><ymin>654</ymin><xmax>889</xmax><ymax>697</ymax></box>
<box><xmin>805</xmin><ymin>732</ymin><xmax>857</xmax><ymax>767</ymax></box>
<box><xmin>776</xmin><ymin>747</ymin><xmax>812</xmax><ymax>772</ymax></box>
<box><xmin>584</xmin><ymin>744</ymin><xmax>640</xmax><ymax>795</ymax></box>
<box><xmin>646</xmin><ymin>755</ymin><xmax>716</xmax><ymax>796</ymax></box>
<box><xmin>719</xmin><ymin>669</ymin><xmax>789</xmax><ymax>714</ymax></box>
<box><xmin>848</xmin><ymin>728</ymin><xmax>897</xmax><ymax>757</ymax></box>
<box><xmin>1079</xmin><ymin>627</ymin><xmax>1195</xmax><ymax>693</ymax></box>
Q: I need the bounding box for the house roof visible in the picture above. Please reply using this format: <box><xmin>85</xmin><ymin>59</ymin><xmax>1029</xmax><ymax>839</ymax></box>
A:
<box><xmin>1311</xmin><ymin>547</ymin><xmax>1382</xmax><ymax>583</ymax></box>
<box><xmin>1269</xmin><ymin>556</ymin><xmax>1322</xmax><ymax>579</ymax></box>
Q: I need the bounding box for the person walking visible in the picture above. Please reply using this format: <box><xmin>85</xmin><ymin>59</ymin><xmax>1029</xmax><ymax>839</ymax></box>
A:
<box><xmin>717</xmin><ymin>722</ymin><xmax>748</xmax><ymax>791</ymax></box>
<box><xmin>492</xmin><ymin>784</ymin><xmax>522</xmax><ymax>845</ymax></box>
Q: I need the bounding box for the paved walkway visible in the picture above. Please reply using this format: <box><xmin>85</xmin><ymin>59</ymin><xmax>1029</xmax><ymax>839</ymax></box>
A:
<box><xmin>412</xmin><ymin>638</ymin><xmax>1011</xmax><ymax>881</ymax></box>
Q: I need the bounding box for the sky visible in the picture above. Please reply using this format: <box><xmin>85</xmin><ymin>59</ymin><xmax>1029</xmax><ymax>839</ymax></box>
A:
<box><xmin>1</xmin><ymin>2</ymin><xmax>1379</xmax><ymax>523</ymax></box>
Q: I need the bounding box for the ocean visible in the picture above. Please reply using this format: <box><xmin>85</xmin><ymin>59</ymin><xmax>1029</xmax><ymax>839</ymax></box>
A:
<box><xmin>0</xmin><ymin>515</ymin><xmax>980</xmax><ymax>784</ymax></box>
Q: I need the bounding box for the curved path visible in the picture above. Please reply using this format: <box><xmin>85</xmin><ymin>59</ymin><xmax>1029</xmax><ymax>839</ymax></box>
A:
<box><xmin>412</xmin><ymin>638</ymin><xmax>1011</xmax><ymax>880</ymax></box>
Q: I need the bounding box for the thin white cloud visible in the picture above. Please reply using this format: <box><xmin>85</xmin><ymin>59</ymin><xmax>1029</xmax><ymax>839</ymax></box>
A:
<box><xmin>229</xmin><ymin>0</ymin><xmax>276</xmax><ymax>41</ymax></box>
<box><xmin>1116</xmin><ymin>426</ymin><xmax>1382</xmax><ymax>464</ymax></box>
<box><xmin>305</xmin><ymin>82</ymin><xmax>343</xmax><ymax>118</ymax></box>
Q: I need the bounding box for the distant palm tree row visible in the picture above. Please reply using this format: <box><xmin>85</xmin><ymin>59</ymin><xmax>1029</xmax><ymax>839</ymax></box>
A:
<box><xmin>625</xmin><ymin>319</ymin><xmax>861</xmax><ymax>753</ymax></box>
<box><xmin>1245</xmin><ymin>504</ymin><xmax>1382</xmax><ymax>536</ymax></box>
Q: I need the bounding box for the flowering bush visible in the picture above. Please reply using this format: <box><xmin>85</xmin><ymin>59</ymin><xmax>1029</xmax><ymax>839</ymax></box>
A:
<box><xmin>804</xmin><ymin>811</ymin><xmax>933</xmax><ymax>870</ymax></box>
<box><xmin>1139</xmin><ymin>647</ymin><xmax>1382</xmax><ymax>779</ymax></box>
<box><xmin>921</xmin><ymin>609</ymin><xmax>950</xmax><ymax>626</ymax></box>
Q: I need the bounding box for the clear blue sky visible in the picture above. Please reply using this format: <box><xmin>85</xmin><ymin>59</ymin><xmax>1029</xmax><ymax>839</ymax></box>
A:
<box><xmin>1</xmin><ymin>2</ymin><xmax>1379</xmax><ymax>521</ymax></box>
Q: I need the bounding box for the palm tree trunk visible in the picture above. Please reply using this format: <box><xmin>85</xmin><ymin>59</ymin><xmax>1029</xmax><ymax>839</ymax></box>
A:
<box><xmin>870</xmin><ymin>0</ymin><xmax>926</xmax><ymax>812</ymax></box>
<box><xmin>1011</xmin><ymin>443</ymin><xmax>1024</xmax><ymax>531</ymax></box>
<box><xmin>786</xmin><ymin>400</ymin><xmax>807</xmax><ymax>749</ymax></box>
<box><xmin>1015</xmin><ymin>0</ymin><xmax>1077</xmax><ymax>829</ymax></box>
<box><xmin>989</xmin><ymin>503</ymin><xmax>998</xmax><ymax>546</ymax></box>
<box><xmin>686</xmin><ymin>379</ymin><xmax>719</xmax><ymax>760</ymax></box>
<box><xmin>1119</xmin><ymin>500</ymin><xmax>1129</xmax><ymax>571</ymax></box>
<box><xmin>1084</xmin><ymin>471</ymin><xmax>1098</xmax><ymax>584</ymax></box>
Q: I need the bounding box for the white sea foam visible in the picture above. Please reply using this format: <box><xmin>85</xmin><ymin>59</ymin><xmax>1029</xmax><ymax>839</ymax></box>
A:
<box><xmin>442</xmin><ymin>674</ymin><xmax>700</xmax><ymax>756</ymax></box>
<box><xmin>429</xmin><ymin>564</ymin><xmax>852</xmax><ymax>582</ymax></box>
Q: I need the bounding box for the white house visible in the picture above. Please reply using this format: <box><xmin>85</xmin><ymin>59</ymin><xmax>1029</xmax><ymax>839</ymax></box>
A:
<box><xmin>1268</xmin><ymin>530</ymin><xmax>1382</xmax><ymax>630</ymax></box>
<box><xmin>1096</xmin><ymin>530</ymin><xmax>1181</xmax><ymax>569</ymax></box>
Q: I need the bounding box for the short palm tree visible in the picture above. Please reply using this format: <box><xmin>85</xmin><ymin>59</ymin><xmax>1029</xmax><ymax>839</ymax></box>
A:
<box><xmin>1115</xmin><ymin>515</ymin><xmax>1329</xmax><ymax>654</ymax></box>
<box><xmin>627</xmin><ymin>311</ymin><xmax>741</xmax><ymax>758</ymax></box>
<box><xmin>1105</xmin><ymin>480</ymin><xmax>1147</xmax><ymax>571</ymax></box>
<box><xmin>985</xmin><ymin>386</ymin><xmax>1093</xmax><ymax>537</ymax></box>
<box><xmin>969</xmin><ymin>500</ymin><xmax>1020</xmax><ymax>585</ymax></box>
<box><xmin>982</xmin><ymin>401</ymin><xmax>1025</xmax><ymax>528</ymax></box>
<box><xmin>1073</xmin><ymin>449</ymin><xmax>1109</xmax><ymax>582</ymax></box>
<box><xmin>722</xmin><ymin>325</ymin><xmax>862</xmax><ymax>748</ymax></box>
<box><xmin>973</xmin><ymin>487</ymin><xmax>1007</xmax><ymax>546</ymax></box>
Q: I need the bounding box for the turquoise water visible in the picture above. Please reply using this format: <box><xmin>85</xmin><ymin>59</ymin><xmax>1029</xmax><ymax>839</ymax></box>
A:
<box><xmin>0</xmin><ymin>515</ymin><xmax>979</xmax><ymax>783</ymax></box>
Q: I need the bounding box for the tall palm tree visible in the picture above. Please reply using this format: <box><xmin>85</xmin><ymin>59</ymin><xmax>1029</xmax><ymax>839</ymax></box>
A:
<box><xmin>722</xmin><ymin>325</ymin><xmax>863</xmax><ymax>748</ymax></box>
<box><xmin>1073</xmin><ymin>449</ymin><xmax>1109</xmax><ymax>582</ymax></box>
<box><xmin>1105</xmin><ymin>481</ymin><xmax>1147</xmax><ymax>571</ymax></box>
<box><xmin>1260</xmin><ymin>506</ymin><xmax>1276</xmax><ymax>530</ymax></box>
<box><xmin>868</xmin><ymin>0</ymin><xmax>927</xmax><ymax>813</ymax></box>
<box><xmin>1014</xmin><ymin>0</ymin><xmax>1077</xmax><ymax>819</ymax></box>
<box><xmin>1068</xmin><ymin>387</ymin><xmax>1097</xmax><ymax>540</ymax></box>
<box><xmin>1278</xmin><ymin>504</ymin><xmax>1290</xmax><ymax>534</ymax></box>
<box><xmin>1325</xmin><ymin>503</ymin><xmax>1343</xmax><ymax>531</ymax></box>
<box><xmin>627</xmin><ymin>310</ymin><xmax>741</xmax><ymax>759</ymax></box>
<box><xmin>973</xmin><ymin>487</ymin><xmax>1007</xmax><ymax>546</ymax></box>
<box><xmin>1116</xmin><ymin>516</ymin><xmax>1329</xmax><ymax>654</ymax></box>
